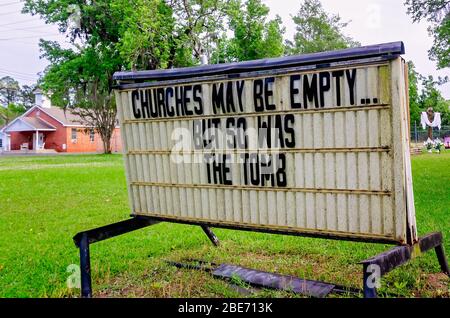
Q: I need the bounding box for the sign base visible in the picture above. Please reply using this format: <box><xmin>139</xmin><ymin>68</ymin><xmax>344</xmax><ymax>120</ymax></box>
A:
<box><xmin>73</xmin><ymin>217</ymin><xmax>449</xmax><ymax>298</ymax></box>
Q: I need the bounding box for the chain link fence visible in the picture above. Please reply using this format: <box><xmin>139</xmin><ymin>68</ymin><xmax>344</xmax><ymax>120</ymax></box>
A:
<box><xmin>410</xmin><ymin>123</ymin><xmax>450</xmax><ymax>148</ymax></box>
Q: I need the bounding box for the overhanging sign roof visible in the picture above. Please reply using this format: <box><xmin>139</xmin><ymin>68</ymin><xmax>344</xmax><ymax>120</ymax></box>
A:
<box><xmin>113</xmin><ymin>41</ymin><xmax>405</xmax><ymax>83</ymax></box>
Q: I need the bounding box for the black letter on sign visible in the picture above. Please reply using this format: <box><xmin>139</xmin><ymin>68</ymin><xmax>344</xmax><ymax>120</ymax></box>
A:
<box><xmin>149</xmin><ymin>89</ymin><xmax>158</xmax><ymax>118</ymax></box>
<box><xmin>332</xmin><ymin>70</ymin><xmax>344</xmax><ymax>106</ymax></box>
<box><xmin>250</xmin><ymin>154</ymin><xmax>260</xmax><ymax>186</ymax></box>
<box><xmin>303</xmin><ymin>74</ymin><xmax>319</xmax><ymax>108</ymax></box>
<box><xmin>346</xmin><ymin>69</ymin><xmax>357</xmax><ymax>105</ymax></box>
<box><xmin>212</xmin><ymin>83</ymin><xmax>224</xmax><ymax>114</ymax></box>
<box><xmin>223</xmin><ymin>155</ymin><xmax>232</xmax><ymax>185</ymax></box>
<box><xmin>226</xmin><ymin>82</ymin><xmax>236</xmax><ymax>113</ymax></box>
<box><xmin>236</xmin><ymin>80</ymin><xmax>245</xmax><ymax>112</ymax></box>
<box><xmin>276</xmin><ymin>154</ymin><xmax>287</xmax><ymax>187</ymax></box>
<box><xmin>290</xmin><ymin>75</ymin><xmax>301</xmax><ymax>109</ymax></box>
<box><xmin>157</xmin><ymin>88</ymin><xmax>166</xmax><ymax>117</ymax></box>
<box><xmin>165</xmin><ymin>87</ymin><xmax>175</xmax><ymax>117</ymax></box>
<box><xmin>284</xmin><ymin>114</ymin><xmax>295</xmax><ymax>148</ymax></box>
<box><xmin>264</xmin><ymin>77</ymin><xmax>276</xmax><ymax>110</ymax></box>
<box><xmin>319</xmin><ymin>72</ymin><xmax>330</xmax><ymax>108</ymax></box>
<box><xmin>193</xmin><ymin>85</ymin><xmax>203</xmax><ymax>115</ymax></box>
<box><xmin>192</xmin><ymin>120</ymin><xmax>203</xmax><ymax>150</ymax></box>
<box><xmin>175</xmin><ymin>86</ymin><xmax>185</xmax><ymax>116</ymax></box>
<box><xmin>184</xmin><ymin>85</ymin><xmax>193</xmax><ymax>116</ymax></box>
<box><xmin>253</xmin><ymin>79</ymin><xmax>264</xmax><ymax>112</ymax></box>
<box><xmin>131</xmin><ymin>90</ymin><xmax>141</xmax><ymax>119</ymax></box>
<box><xmin>257</xmin><ymin>116</ymin><xmax>271</xmax><ymax>148</ymax></box>
<box><xmin>140</xmin><ymin>90</ymin><xmax>150</xmax><ymax>118</ymax></box>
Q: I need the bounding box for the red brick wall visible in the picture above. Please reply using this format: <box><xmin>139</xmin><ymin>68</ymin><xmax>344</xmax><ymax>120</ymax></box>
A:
<box><xmin>10</xmin><ymin>131</ymin><xmax>33</xmax><ymax>150</ymax></box>
<box><xmin>65</xmin><ymin>127</ymin><xmax>122</xmax><ymax>153</ymax></box>
<box><xmin>111</xmin><ymin>128</ymin><xmax>122</xmax><ymax>153</ymax></box>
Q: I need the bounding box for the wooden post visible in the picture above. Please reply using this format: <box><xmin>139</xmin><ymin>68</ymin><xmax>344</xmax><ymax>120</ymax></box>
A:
<box><xmin>426</xmin><ymin>108</ymin><xmax>434</xmax><ymax>140</ymax></box>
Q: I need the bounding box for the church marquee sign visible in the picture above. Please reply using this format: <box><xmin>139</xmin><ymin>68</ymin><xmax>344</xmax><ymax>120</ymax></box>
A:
<box><xmin>113</xmin><ymin>42</ymin><xmax>417</xmax><ymax>245</ymax></box>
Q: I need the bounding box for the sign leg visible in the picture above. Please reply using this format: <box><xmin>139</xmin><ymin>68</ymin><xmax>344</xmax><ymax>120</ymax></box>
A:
<box><xmin>201</xmin><ymin>225</ymin><xmax>220</xmax><ymax>247</ymax></box>
<box><xmin>79</xmin><ymin>233</ymin><xmax>92</xmax><ymax>298</ymax></box>
<box><xmin>362</xmin><ymin>263</ymin><xmax>377</xmax><ymax>298</ymax></box>
<box><xmin>435</xmin><ymin>244</ymin><xmax>450</xmax><ymax>276</ymax></box>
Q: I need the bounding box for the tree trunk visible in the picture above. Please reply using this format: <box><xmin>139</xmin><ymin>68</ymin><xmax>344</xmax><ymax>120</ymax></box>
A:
<box><xmin>101</xmin><ymin>133</ymin><xmax>112</xmax><ymax>154</ymax></box>
<box><xmin>103</xmin><ymin>140</ymin><xmax>112</xmax><ymax>154</ymax></box>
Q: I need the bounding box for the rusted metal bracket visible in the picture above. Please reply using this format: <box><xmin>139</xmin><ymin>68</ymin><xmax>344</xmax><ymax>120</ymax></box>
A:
<box><xmin>73</xmin><ymin>217</ymin><xmax>160</xmax><ymax>248</ymax></box>
<box><xmin>361</xmin><ymin>232</ymin><xmax>449</xmax><ymax>298</ymax></box>
<box><xmin>73</xmin><ymin>217</ymin><xmax>160</xmax><ymax>298</ymax></box>
<box><xmin>73</xmin><ymin>215</ymin><xmax>447</xmax><ymax>298</ymax></box>
<box><xmin>73</xmin><ymin>217</ymin><xmax>221</xmax><ymax>298</ymax></box>
<box><xmin>166</xmin><ymin>259</ymin><xmax>360</xmax><ymax>298</ymax></box>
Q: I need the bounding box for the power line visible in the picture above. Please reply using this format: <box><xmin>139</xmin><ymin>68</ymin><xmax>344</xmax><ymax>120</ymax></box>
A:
<box><xmin>0</xmin><ymin>10</ymin><xmax>18</xmax><ymax>16</ymax></box>
<box><xmin>0</xmin><ymin>68</ymin><xmax>38</xmax><ymax>77</ymax></box>
<box><xmin>0</xmin><ymin>25</ymin><xmax>60</xmax><ymax>35</ymax></box>
<box><xmin>0</xmin><ymin>71</ymin><xmax>38</xmax><ymax>80</ymax></box>
<box><xmin>0</xmin><ymin>67</ymin><xmax>39</xmax><ymax>77</ymax></box>
<box><xmin>0</xmin><ymin>38</ymin><xmax>41</xmax><ymax>45</ymax></box>
<box><xmin>0</xmin><ymin>1</ymin><xmax>21</xmax><ymax>7</ymax></box>
<box><xmin>0</xmin><ymin>24</ymin><xmax>54</xmax><ymax>32</ymax></box>
<box><xmin>0</xmin><ymin>72</ymin><xmax>38</xmax><ymax>81</ymax></box>
<box><xmin>0</xmin><ymin>75</ymin><xmax>39</xmax><ymax>84</ymax></box>
<box><xmin>0</xmin><ymin>18</ymin><xmax>44</xmax><ymax>28</ymax></box>
<box><xmin>0</xmin><ymin>33</ymin><xmax>62</xmax><ymax>40</ymax></box>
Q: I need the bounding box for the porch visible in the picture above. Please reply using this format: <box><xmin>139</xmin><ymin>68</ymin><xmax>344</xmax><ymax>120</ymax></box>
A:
<box><xmin>3</xmin><ymin>117</ymin><xmax>57</xmax><ymax>152</ymax></box>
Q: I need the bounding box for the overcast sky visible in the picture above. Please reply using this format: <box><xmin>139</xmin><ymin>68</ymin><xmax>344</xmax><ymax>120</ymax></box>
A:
<box><xmin>0</xmin><ymin>0</ymin><xmax>448</xmax><ymax>98</ymax></box>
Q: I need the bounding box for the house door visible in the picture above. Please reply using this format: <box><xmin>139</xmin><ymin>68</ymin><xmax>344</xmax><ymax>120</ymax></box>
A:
<box><xmin>38</xmin><ymin>133</ymin><xmax>44</xmax><ymax>149</ymax></box>
<box><xmin>32</xmin><ymin>132</ymin><xmax>45</xmax><ymax>150</ymax></box>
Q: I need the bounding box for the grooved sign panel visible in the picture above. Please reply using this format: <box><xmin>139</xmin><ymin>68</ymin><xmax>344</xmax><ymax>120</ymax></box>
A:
<box><xmin>114</xmin><ymin>43</ymin><xmax>416</xmax><ymax>244</ymax></box>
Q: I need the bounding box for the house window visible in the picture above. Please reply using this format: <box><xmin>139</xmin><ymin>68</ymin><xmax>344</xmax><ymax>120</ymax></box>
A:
<box><xmin>71</xmin><ymin>128</ymin><xmax>77</xmax><ymax>142</ymax></box>
<box><xmin>89</xmin><ymin>129</ymin><xmax>95</xmax><ymax>142</ymax></box>
<box><xmin>0</xmin><ymin>138</ymin><xmax>3</xmax><ymax>148</ymax></box>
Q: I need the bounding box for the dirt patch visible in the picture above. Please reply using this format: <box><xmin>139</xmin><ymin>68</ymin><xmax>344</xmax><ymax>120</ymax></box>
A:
<box><xmin>415</xmin><ymin>273</ymin><xmax>449</xmax><ymax>298</ymax></box>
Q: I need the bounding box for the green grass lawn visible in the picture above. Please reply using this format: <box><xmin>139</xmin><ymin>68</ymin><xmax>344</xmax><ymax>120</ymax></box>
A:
<box><xmin>0</xmin><ymin>152</ymin><xmax>448</xmax><ymax>298</ymax></box>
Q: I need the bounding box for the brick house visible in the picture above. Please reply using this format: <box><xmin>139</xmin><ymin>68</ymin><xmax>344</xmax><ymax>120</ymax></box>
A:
<box><xmin>0</xmin><ymin>90</ymin><xmax>122</xmax><ymax>153</ymax></box>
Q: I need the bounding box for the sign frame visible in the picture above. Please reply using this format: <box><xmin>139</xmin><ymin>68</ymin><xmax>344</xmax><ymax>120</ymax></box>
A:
<box><xmin>72</xmin><ymin>42</ymin><xmax>448</xmax><ymax>298</ymax></box>
<box><xmin>113</xmin><ymin>42</ymin><xmax>417</xmax><ymax>245</ymax></box>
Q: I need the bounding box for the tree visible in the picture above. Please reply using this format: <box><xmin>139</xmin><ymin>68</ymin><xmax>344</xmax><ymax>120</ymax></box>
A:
<box><xmin>0</xmin><ymin>76</ymin><xmax>20</xmax><ymax>107</ymax></box>
<box><xmin>0</xmin><ymin>104</ymin><xmax>26</xmax><ymax>126</ymax></box>
<box><xmin>19</xmin><ymin>84</ymin><xmax>36</xmax><ymax>109</ymax></box>
<box><xmin>169</xmin><ymin>0</ymin><xmax>229</xmax><ymax>65</ymax></box>
<box><xmin>0</xmin><ymin>76</ymin><xmax>35</xmax><ymax>111</ymax></box>
<box><xmin>23</xmin><ymin>0</ymin><xmax>228</xmax><ymax>153</ymax></box>
<box><xmin>220</xmin><ymin>0</ymin><xmax>284</xmax><ymax>62</ymax></box>
<box><xmin>406</xmin><ymin>61</ymin><xmax>449</xmax><ymax>125</ymax></box>
<box><xmin>405</xmin><ymin>0</ymin><xmax>450</xmax><ymax>69</ymax></box>
<box><xmin>117</xmin><ymin>0</ymin><xmax>227</xmax><ymax>70</ymax></box>
<box><xmin>420</xmin><ymin>75</ymin><xmax>450</xmax><ymax>125</ymax></box>
<box><xmin>407</xmin><ymin>61</ymin><xmax>422</xmax><ymax>124</ymax></box>
<box><xmin>23</xmin><ymin>0</ymin><xmax>124</xmax><ymax>153</ymax></box>
<box><xmin>287</xmin><ymin>0</ymin><xmax>360</xmax><ymax>55</ymax></box>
